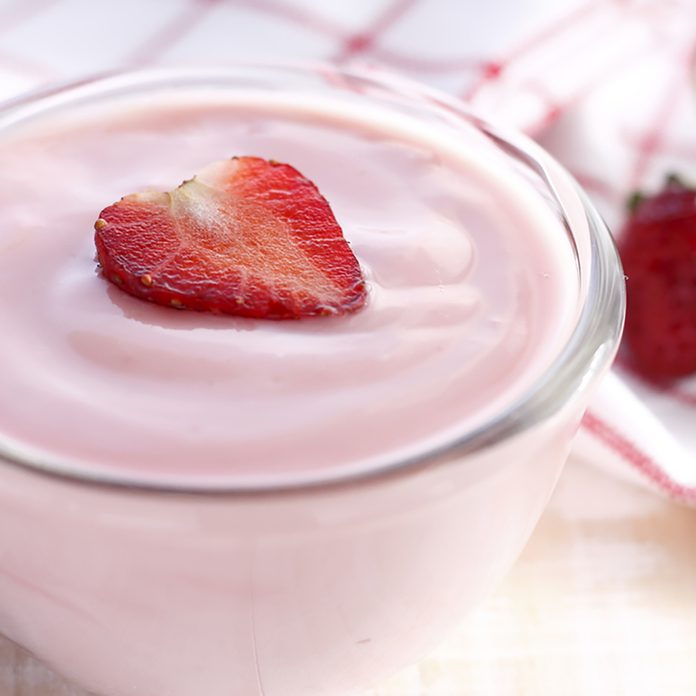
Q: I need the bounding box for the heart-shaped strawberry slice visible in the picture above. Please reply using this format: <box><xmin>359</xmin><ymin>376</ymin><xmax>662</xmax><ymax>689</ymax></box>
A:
<box><xmin>94</xmin><ymin>156</ymin><xmax>367</xmax><ymax>319</ymax></box>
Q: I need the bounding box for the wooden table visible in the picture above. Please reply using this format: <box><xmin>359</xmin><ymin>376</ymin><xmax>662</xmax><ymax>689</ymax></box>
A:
<box><xmin>3</xmin><ymin>459</ymin><xmax>696</xmax><ymax>695</ymax></box>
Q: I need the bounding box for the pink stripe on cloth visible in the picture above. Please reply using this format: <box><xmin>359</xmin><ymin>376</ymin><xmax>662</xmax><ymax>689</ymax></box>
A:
<box><xmin>629</xmin><ymin>39</ymin><xmax>696</xmax><ymax>189</ymax></box>
<box><xmin>583</xmin><ymin>412</ymin><xmax>696</xmax><ymax>504</ymax></box>
<box><xmin>520</xmin><ymin>28</ymin><xmax>663</xmax><ymax>136</ymax></box>
<box><xmin>334</xmin><ymin>0</ymin><xmax>419</xmax><ymax>61</ymax></box>
<box><xmin>234</xmin><ymin>0</ymin><xmax>347</xmax><ymax>40</ymax></box>
<box><xmin>364</xmin><ymin>49</ymin><xmax>487</xmax><ymax>75</ymax></box>
<box><xmin>464</xmin><ymin>0</ymin><xmax>607</xmax><ymax>102</ymax></box>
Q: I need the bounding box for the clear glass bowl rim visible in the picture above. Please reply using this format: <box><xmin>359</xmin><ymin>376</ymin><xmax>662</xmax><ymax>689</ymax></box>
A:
<box><xmin>0</xmin><ymin>63</ymin><xmax>626</xmax><ymax>495</ymax></box>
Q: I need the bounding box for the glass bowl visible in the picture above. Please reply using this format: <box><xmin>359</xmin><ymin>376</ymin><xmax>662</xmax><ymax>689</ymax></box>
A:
<box><xmin>0</xmin><ymin>64</ymin><xmax>624</xmax><ymax>696</ymax></box>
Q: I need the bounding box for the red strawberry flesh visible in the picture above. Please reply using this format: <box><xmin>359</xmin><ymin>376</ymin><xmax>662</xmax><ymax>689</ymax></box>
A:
<box><xmin>94</xmin><ymin>157</ymin><xmax>366</xmax><ymax>319</ymax></box>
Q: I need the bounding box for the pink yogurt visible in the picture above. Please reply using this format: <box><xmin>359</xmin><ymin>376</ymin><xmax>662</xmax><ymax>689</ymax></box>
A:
<box><xmin>0</xmin><ymin>68</ymin><xmax>621</xmax><ymax>696</ymax></box>
<box><xmin>0</xmin><ymin>96</ymin><xmax>578</xmax><ymax>488</ymax></box>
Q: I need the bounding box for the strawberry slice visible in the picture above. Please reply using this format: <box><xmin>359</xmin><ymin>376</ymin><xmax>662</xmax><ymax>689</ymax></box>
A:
<box><xmin>94</xmin><ymin>156</ymin><xmax>366</xmax><ymax>319</ymax></box>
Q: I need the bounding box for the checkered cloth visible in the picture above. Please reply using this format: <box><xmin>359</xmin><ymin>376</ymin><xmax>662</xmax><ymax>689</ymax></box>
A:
<box><xmin>0</xmin><ymin>0</ymin><xmax>694</xmax><ymax>501</ymax></box>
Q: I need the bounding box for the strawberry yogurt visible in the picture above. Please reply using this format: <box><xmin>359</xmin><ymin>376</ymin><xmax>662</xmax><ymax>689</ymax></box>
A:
<box><xmin>0</xmin><ymin>93</ymin><xmax>579</xmax><ymax>488</ymax></box>
<box><xmin>0</xmin><ymin>67</ymin><xmax>623</xmax><ymax>696</ymax></box>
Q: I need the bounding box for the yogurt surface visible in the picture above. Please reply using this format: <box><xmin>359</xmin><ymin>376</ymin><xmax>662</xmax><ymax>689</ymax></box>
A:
<box><xmin>0</xmin><ymin>96</ymin><xmax>580</xmax><ymax>486</ymax></box>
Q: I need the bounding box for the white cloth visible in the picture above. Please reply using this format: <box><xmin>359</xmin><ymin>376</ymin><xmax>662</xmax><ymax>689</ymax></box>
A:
<box><xmin>0</xmin><ymin>0</ymin><xmax>694</xmax><ymax>501</ymax></box>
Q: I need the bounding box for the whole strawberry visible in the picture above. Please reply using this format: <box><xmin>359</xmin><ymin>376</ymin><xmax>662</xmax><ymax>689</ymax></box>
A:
<box><xmin>619</xmin><ymin>175</ymin><xmax>696</xmax><ymax>379</ymax></box>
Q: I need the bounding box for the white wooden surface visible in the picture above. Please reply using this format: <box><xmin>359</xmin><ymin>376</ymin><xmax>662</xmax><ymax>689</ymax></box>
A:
<box><xmin>3</xmin><ymin>457</ymin><xmax>695</xmax><ymax>695</ymax></box>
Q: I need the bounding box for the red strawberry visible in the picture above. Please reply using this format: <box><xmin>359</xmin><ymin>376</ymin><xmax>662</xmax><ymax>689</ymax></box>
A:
<box><xmin>94</xmin><ymin>157</ymin><xmax>366</xmax><ymax>319</ymax></box>
<box><xmin>619</xmin><ymin>175</ymin><xmax>696</xmax><ymax>379</ymax></box>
